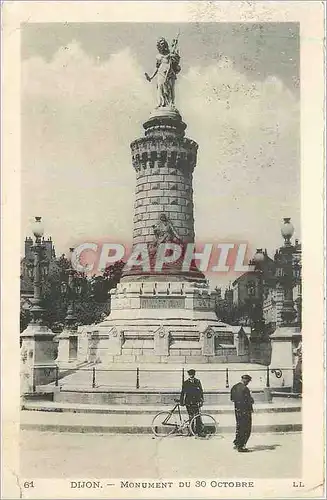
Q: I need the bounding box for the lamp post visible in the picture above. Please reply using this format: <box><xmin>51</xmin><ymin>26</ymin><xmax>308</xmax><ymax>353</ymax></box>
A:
<box><xmin>275</xmin><ymin>218</ymin><xmax>297</xmax><ymax>326</ymax></box>
<box><xmin>249</xmin><ymin>248</ymin><xmax>265</xmax><ymax>338</ymax></box>
<box><xmin>56</xmin><ymin>248</ymin><xmax>83</xmax><ymax>365</ymax></box>
<box><xmin>20</xmin><ymin>217</ymin><xmax>56</xmax><ymax>395</ymax></box>
<box><xmin>61</xmin><ymin>248</ymin><xmax>82</xmax><ymax>330</ymax></box>
<box><xmin>29</xmin><ymin>217</ymin><xmax>46</xmax><ymax>324</ymax></box>
<box><xmin>269</xmin><ymin>218</ymin><xmax>301</xmax><ymax>391</ymax></box>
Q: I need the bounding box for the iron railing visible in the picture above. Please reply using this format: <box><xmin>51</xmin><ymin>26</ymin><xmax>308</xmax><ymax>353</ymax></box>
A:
<box><xmin>32</xmin><ymin>365</ymin><xmax>294</xmax><ymax>392</ymax></box>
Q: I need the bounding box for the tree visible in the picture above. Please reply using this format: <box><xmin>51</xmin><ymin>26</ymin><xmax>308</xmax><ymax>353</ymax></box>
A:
<box><xmin>42</xmin><ymin>254</ymin><xmax>72</xmax><ymax>329</ymax></box>
<box><xmin>21</xmin><ymin>255</ymin><xmax>125</xmax><ymax>331</ymax></box>
<box><xmin>215</xmin><ymin>300</ymin><xmax>241</xmax><ymax>325</ymax></box>
<box><xmin>82</xmin><ymin>260</ymin><xmax>125</xmax><ymax>324</ymax></box>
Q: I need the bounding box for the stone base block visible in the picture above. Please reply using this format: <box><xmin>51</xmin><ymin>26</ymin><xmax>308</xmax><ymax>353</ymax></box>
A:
<box><xmin>164</xmin><ymin>356</ymin><xmax>187</xmax><ymax>363</ymax></box>
<box><xmin>102</xmin><ymin>355</ymin><xmax>115</xmax><ymax>363</ymax></box>
<box><xmin>81</xmin><ymin>279</ymin><xmax>254</xmax><ymax>364</ymax></box>
<box><xmin>171</xmin><ymin>349</ymin><xmax>202</xmax><ymax>357</ymax></box>
<box><xmin>54</xmin><ymin>389</ymin><xmax>269</xmax><ymax>406</ymax></box>
<box><xmin>207</xmin><ymin>355</ymin><xmax>236</xmax><ymax>363</ymax></box>
<box><xmin>159</xmin><ymin>356</ymin><xmax>170</xmax><ymax>363</ymax></box>
<box><xmin>135</xmin><ymin>355</ymin><xmax>162</xmax><ymax>363</ymax></box>
<box><xmin>185</xmin><ymin>355</ymin><xmax>209</xmax><ymax>363</ymax></box>
<box><xmin>113</xmin><ymin>355</ymin><xmax>136</xmax><ymax>363</ymax></box>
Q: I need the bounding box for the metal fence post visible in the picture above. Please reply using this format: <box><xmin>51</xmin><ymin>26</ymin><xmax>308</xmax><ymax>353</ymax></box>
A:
<box><xmin>32</xmin><ymin>367</ymin><xmax>36</xmax><ymax>393</ymax></box>
<box><xmin>266</xmin><ymin>366</ymin><xmax>270</xmax><ymax>388</ymax></box>
<box><xmin>136</xmin><ymin>367</ymin><xmax>140</xmax><ymax>389</ymax></box>
<box><xmin>292</xmin><ymin>368</ymin><xmax>295</xmax><ymax>392</ymax></box>
<box><xmin>55</xmin><ymin>365</ymin><xmax>59</xmax><ymax>387</ymax></box>
<box><xmin>225</xmin><ymin>368</ymin><xmax>229</xmax><ymax>388</ymax></box>
<box><xmin>92</xmin><ymin>366</ymin><xmax>96</xmax><ymax>388</ymax></box>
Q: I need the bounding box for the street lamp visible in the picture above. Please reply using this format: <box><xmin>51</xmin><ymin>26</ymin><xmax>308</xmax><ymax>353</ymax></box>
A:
<box><xmin>29</xmin><ymin>217</ymin><xmax>46</xmax><ymax>324</ymax></box>
<box><xmin>20</xmin><ymin>217</ymin><xmax>57</xmax><ymax>395</ymax></box>
<box><xmin>280</xmin><ymin>217</ymin><xmax>294</xmax><ymax>246</ymax></box>
<box><xmin>61</xmin><ymin>248</ymin><xmax>82</xmax><ymax>330</ymax></box>
<box><xmin>252</xmin><ymin>248</ymin><xmax>266</xmax><ymax>337</ymax></box>
<box><xmin>268</xmin><ymin>218</ymin><xmax>301</xmax><ymax>393</ymax></box>
<box><xmin>293</xmin><ymin>260</ymin><xmax>302</xmax><ymax>327</ymax></box>
<box><xmin>275</xmin><ymin>218</ymin><xmax>297</xmax><ymax>326</ymax></box>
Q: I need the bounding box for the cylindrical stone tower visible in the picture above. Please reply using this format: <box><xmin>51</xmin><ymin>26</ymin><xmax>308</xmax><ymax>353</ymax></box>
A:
<box><xmin>131</xmin><ymin>114</ymin><xmax>197</xmax><ymax>245</ymax></box>
<box><xmin>122</xmin><ymin>112</ymin><xmax>204</xmax><ymax>281</ymax></box>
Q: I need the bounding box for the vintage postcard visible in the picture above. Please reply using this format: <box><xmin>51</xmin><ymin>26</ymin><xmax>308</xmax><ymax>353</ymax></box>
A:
<box><xmin>1</xmin><ymin>1</ymin><xmax>325</xmax><ymax>498</ymax></box>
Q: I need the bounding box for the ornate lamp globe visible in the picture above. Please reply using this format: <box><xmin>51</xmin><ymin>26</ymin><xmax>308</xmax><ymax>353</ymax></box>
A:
<box><xmin>281</xmin><ymin>217</ymin><xmax>294</xmax><ymax>245</ymax></box>
<box><xmin>32</xmin><ymin>216</ymin><xmax>44</xmax><ymax>238</ymax></box>
<box><xmin>253</xmin><ymin>248</ymin><xmax>265</xmax><ymax>265</ymax></box>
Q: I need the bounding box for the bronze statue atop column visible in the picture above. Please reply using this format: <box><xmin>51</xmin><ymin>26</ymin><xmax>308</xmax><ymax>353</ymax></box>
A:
<box><xmin>145</xmin><ymin>35</ymin><xmax>181</xmax><ymax>109</ymax></box>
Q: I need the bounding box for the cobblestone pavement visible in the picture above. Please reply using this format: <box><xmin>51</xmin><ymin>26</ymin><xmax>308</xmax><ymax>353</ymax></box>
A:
<box><xmin>20</xmin><ymin>431</ymin><xmax>301</xmax><ymax>479</ymax></box>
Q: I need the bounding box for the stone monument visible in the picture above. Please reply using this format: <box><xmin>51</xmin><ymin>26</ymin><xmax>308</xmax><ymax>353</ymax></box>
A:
<box><xmin>80</xmin><ymin>36</ymin><xmax>239</xmax><ymax>364</ymax></box>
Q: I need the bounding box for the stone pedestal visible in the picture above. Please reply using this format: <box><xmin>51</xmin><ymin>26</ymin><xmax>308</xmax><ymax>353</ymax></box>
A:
<box><xmin>154</xmin><ymin>325</ymin><xmax>170</xmax><ymax>355</ymax></box>
<box><xmin>269</xmin><ymin>326</ymin><xmax>301</xmax><ymax>389</ymax></box>
<box><xmin>56</xmin><ymin>328</ymin><xmax>78</xmax><ymax>367</ymax></box>
<box><xmin>77</xmin><ymin>327</ymin><xmax>90</xmax><ymax>363</ymax></box>
<box><xmin>201</xmin><ymin>326</ymin><xmax>215</xmax><ymax>356</ymax></box>
<box><xmin>20</xmin><ymin>323</ymin><xmax>57</xmax><ymax>394</ymax></box>
<box><xmin>84</xmin><ymin>279</ymin><xmax>240</xmax><ymax>363</ymax></box>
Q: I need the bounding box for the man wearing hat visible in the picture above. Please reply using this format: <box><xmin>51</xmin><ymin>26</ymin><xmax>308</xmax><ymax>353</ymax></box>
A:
<box><xmin>230</xmin><ymin>374</ymin><xmax>254</xmax><ymax>452</ymax></box>
<box><xmin>180</xmin><ymin>369</ymin><xmax>204</xmax><ymax>436</ymax></box>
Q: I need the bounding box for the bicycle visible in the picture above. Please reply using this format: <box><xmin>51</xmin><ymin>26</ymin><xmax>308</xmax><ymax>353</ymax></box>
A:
<box><xmin>151</xmin><ymin>399</ymin><xmax>218</xmax><ymax>438</ymax></box>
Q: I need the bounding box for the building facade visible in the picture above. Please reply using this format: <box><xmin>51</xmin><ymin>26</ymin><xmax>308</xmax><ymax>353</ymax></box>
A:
<box><xmin>232</xmin><ymin>238</ymin><xmax>302</xmax><ymax>335</ymax></box>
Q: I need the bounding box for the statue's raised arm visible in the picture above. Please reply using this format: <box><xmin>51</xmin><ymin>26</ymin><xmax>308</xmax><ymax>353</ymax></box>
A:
<box><xmin>145</xmin><ymin>35</ymin><xmax>181</xmax><ymax>110</ymax></box>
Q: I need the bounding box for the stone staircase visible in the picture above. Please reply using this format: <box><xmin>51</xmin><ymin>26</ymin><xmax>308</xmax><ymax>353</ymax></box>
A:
<box><xmin>20</xmin><ymin>398</ymin><xmax>302</xmax><ymax>434</ymax></box>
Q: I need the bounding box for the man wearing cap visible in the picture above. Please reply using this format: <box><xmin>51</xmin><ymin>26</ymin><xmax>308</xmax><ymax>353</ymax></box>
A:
<box><xmin>180</xmin><ymin>369</ymin><xmax>204</xmax><ymax>436</ymax></box>
<box><xmin>230</xmin><ymin>374</ymin><xmax>254</xmax><ymax>452</ymax></box>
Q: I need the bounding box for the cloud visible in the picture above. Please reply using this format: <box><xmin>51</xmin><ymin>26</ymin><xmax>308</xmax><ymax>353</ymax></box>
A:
<box><xmin>22</xmin><ymin>41</ymin><xmax>300</xmax><ymax>281</ymax></box>
<box><xmin>177</xmin><ymin>57</ymin><xmax>300</xmax><ymax>250</ymax></box>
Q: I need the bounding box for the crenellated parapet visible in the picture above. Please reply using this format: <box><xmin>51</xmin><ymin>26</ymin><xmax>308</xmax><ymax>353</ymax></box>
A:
<box><xmin>131</xmin><ymin>138</ymin><xmax>198</xmax><ymax>173</ymax></box>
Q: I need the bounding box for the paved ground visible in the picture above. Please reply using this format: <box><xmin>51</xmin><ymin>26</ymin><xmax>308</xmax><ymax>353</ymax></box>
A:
<box><xmin>20</xmin><ymin>431</ymin><xmax>301</xmax><ymax>479</ymax></box>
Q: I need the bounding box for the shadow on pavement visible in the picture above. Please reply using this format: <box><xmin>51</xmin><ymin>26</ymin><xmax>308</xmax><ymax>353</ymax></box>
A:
<box><xmin>248</xmin><ymin>444</ymin><xmax>281</xmax><ymax>452</ymax></box>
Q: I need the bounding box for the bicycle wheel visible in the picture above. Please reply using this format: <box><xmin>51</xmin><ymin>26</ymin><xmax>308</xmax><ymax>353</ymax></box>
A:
<box><xmin>151</xmin><ymin>411</ymin><xmax>178</xmax><ymax>437</ymax></box>
<box><xmin>189</xmin><ymin>413</ymin><xmax>218</xmax><ymax>437</ymax></box>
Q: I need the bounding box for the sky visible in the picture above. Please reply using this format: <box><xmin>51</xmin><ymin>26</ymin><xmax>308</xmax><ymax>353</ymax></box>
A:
<box><xmin>21</xmin><ymin>22</ymin><xmax>300</xmax><ymax>285</ymax></box>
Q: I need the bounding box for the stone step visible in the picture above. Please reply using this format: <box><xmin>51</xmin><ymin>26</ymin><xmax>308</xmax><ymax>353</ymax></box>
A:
<box><xmin>22</xmin><ymin>400</ymin><xmax>301</xmax><ymax>415</ymax></box>
<box><xmin>20</xmin><ymin>409</ymin><xmax>302</xmax><ymax>434</ymax></box>
<box><xmin>51</xmin><ymin>388</ymin><xmax>272</xmax><ymax>405</ymax></box>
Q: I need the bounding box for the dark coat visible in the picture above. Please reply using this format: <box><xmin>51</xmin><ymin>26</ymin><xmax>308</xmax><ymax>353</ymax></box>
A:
<box><xmin>180</xmin><ymin>377</ymin><xmax>204</xmax><ymax>406</ymax></box>
<box><xmin>230</xmin><ymin>382</ymin><xmax>254</xmax><ymax>412</ymax></box>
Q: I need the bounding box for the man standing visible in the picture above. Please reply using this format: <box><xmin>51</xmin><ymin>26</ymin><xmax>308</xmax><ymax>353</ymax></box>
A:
<box><xmin>180</xmin><ymin>369</ymin><xmax>204</xmax><ymax>436</ymax></box>
<box><xmin>230</xmin><ymin>374</ymin><xmax>254</xmax><ymax>452</ymax></box>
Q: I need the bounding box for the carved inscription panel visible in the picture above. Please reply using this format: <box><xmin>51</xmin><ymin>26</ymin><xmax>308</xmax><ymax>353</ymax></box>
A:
<box><xmin>140</xmin><ymin>297</ymin><xmax>185</xmax><ymax>309</ymax></box>
<box><xmin>194</xmin><ymin>297</ymin><xmax>212</xmax><ymax>309</ymax></box>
